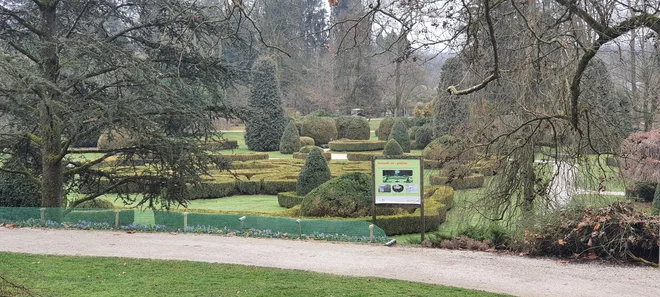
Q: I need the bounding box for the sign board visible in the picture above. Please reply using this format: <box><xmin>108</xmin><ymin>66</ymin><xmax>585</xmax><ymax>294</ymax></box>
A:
<box><xmin>373</xmin><ymin>158</ymin><xmax>422</xmax><ymax>205</ymax></box>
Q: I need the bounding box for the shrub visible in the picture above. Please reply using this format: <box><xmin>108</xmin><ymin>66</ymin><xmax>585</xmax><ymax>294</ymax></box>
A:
<box><xmin>296</xmin><ymin>149</ymin><xmax>332</xmax><ymax>196</ymax></box>
<box><xmin>299</xmin><ymin>145</ymin><xmax>323</xmax><ymax>154</ymax></box>
<box><xmin>97</xmin><ymin>130</ymin><xmax>140</xmax><ymax>150</ymax></box>
<box><xmin>216</xmin><ymin>153</ymin><xmax>269</xmax><ymax>162</ymax></box>
<box><xmin>0</xmin><ymin>171</ymin><xmax>41</xmax><ymax>207</ymax></box>
<box><xmin>346</xmin><ymin>152</ymin><xmax>382</xmax><ymax>161</ymax></box>
<box><xmin>300</xmin><ymin>136</ymin><xmax>315</xmax><ymax>146</ymax></box>
<box><xmin>376</xmin><ymin>117</ymin><xmax>395</xmax><ymax>140</ymax></box>
<box><xmin>328</xmin><ymin>140</ymin><xmax>385</xmax><ymax>152</ymax></box>
<box><xmin>201</xmin><ymin>140</ymin><xmax>238</xmax><ymax>150</ymax></box>
<box><xmin>236</xmin><ymin>177</ymin><xmax>261</xmax><ymax>195</ymax></box>
<box><xmin>414</xmin><ymin>125</ymin><xmax>434</xmax><ymax>149</ymax></box>
<box><xmin>301</xmin><ymin>116</ymin><xmax>338</xmax><ymax>145</ymax></box>
<box><xmin>335</xmin><ymin>116</ymin><xmax>370</xmax><ymax>140</ymax></box>
<box><xmin>625</xmin><ymin>182</ymin><xmax>656</xmax><ymax>202</ymax></box>
<box><xmin>277</xmin><ymin>192</ymin><xmax>303</xmax><ymax>208</ymax></box>
<box><xmin>75</xmin><ymin>198</ymin><xmax>115</xmax><ymax>209</ymax></box>
<box><xmin>388</xmin><ymin>118</ymin><xmax>410</xmax><ymax>153</ymax></box>
<box><xmin>279</xmin><ymin>121</ymin><xmax>301</xmax><ymax>154</ymax></box>
<box><xmin>383</xmin><ymin>139</ymin><xmax>404</xmax><ymax>156</ymax></box>
<box><xmin>653</xmin><ymin>184</ymin><xmax>660</xmax><ymax>215</ymax></box>
<box><xmin>293</xmin><ymin>152</ymin><xmax>331</xmax><ymax>161</ymax></box>
<box><xmin>301</xmin><ymin>172</ymin><xmax>373</xmax><ymax>218</ymax></box>
<box><xmin>409</xmin><ymin>126</ymin><xmax>420</xmax><ymax>140</ymax></box>
<box><xmin>188</xmin><ymin>180</ymin><xmax>236</xmax><ymax>199</ymax></box>
<box><xmin>244</xmin><ymin>56</ymin><xmax>287</xmax><ymax>151</ymax></box>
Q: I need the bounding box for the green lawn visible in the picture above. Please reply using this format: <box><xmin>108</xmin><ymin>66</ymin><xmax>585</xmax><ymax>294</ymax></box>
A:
<box><xmin>0</xmin><ymin>253</ymin><xmax>506</xmax><ymax>297</ymax></box>
<box><xmin>94</xmin><ymin>194</ymin><xmax>286</xmax><ymax>214</ymax></box>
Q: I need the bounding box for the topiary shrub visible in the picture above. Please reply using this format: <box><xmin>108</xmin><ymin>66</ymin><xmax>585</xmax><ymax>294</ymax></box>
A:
<box><xmin>653</xmin><ymin>184</ymin><xmax>660</xmax><ymax>215</ymax></box>
<box><xmin>335</xmin><ymin>116</ymin><xmax>370</xmax><ymax>140</ymax></box>
<box><xmin>388</xmin><ymin>118</ymin><xmax>410</xmax><ymax>153</ymax></box>
<box><xmin>376</xmin><ymin>117</ymin><xmax>395</xmax><ymax>140</ymax></box>
<box><xmin>244</xmin><ymin>56</ymin><xmax>287</xmax><ymax>151</ymax></box>
<box><xmin>296</xmin><ymin>149</ymin><xmax>332</xmax><ymax>196</ymax></box>
<box><xmin>0</xmin><ymin>171</ymin><xmax>41</xmax><ymax>207</ymax></box>
<box><xmin>300</xmin><ymin>136</ymin><xmax>315</xmax><ymax>146</ymax></box>
<box><xmin>277</xmin><ymin>192</ymin><xmax>303</xmax><ymax>208</ymax></box>
<box><xmin>279</xmin><ymin>121</ymin><xmax>301</xmax><ymax>154</ymax></box>
<box><xmin>383</xmin><ymin>139</ymin><xmax>403</xmax><ymax>156</ymax></box>
<box><xmin>299</xmin><ymin>145</ymin><xmax>323</xmax><ymax>154</ymax></box>
<box><xmin>414</xmin><ymin>125</ymin><xmax>434</xmax><ymax>149</ymax></box>
<box><xmin>624</xmin><ymin>182</ymin><xmax>656</xmax><ymax>202</ymax></box>
<box><xmin>300</xmin><ymin>172</ymin><xmax>373</xmax><ymax>218</ymax></box>
<box><xmin>346</xmin><ymin>152</ymin><xmax>382</xmax><ymax>161</ymax></box>
<box><xmin>75</xmin><ymin>198</ymin><xmax>115</xmax><ymax>209</ymax></box>
<box><xmin>301</xmin><ymin>116</ymin><xmax>338</xmax><ymax>145</ymax></box>
<box><xmin>97</xmin><ymin>130</ymin><xmax>140</xmax><ymax>150</ymax></box>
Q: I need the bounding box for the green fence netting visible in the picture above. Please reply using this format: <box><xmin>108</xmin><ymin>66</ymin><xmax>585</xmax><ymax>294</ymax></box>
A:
<box><xmin>0</xmin><ymin>207</ymin><xmax>386</xmax><ymax>239</ymax></box>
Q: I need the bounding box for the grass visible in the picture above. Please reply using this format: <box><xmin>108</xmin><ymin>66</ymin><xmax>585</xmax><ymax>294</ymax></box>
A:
<box><xmin>0</xmin><ymin>253</ymin><xmax>506</xmax><ymax>297</ymax></box>
<box><xmin>89</xmin><ymin>194</ymin><xmax>286</xmax><ymax>214</ymax></box>
<box><xmin>213</xmin><ymin>131</ymin><xmax>293</xmax><ymax>159</ymax></box>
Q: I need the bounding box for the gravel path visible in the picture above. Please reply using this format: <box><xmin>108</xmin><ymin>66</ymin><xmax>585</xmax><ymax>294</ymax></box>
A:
<box><xmin>1</xmin><ymin>228</ymin><xmax>658</xmax><ymax>297</ymax></box>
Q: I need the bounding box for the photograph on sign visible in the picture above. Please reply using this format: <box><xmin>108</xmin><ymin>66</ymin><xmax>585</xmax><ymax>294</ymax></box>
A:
<box><xmin>373</xmin><ymin>158</ymin><xmax>422</xmax><ymax>205</ymax></box>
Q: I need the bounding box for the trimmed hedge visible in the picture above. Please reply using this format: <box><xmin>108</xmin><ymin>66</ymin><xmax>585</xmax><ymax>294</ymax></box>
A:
<box><xmin>277</xmin><ymin>192</ymin><xmax>303</xmax><ymax>208</ymax></box>
<box><xmin>300</xmin><ymin>136</ymin><xmax>315</xmax><ymax>146</ymax></box>
<box><xmin>388</xmin><ymin>118</ymin><xmax>410</xmax><ymax>153</ymax></box>
<box><xmin>260</xmin><ymin>176</ymin><xmax>298</xmax><ymax>195</ymax></box>
<box><xmin>76</xmin><ymin>198</ymin><xmax>115</xmax><ymax>209</ymax></box>
<box><xmin>301</xmin><ymin>116</ymin><xmax>338</xmax><ymax>145</ymax></box>
<box><xmin>346</xmin><ymin>152</ymin><xmax>381</xmax><ymax>161</ymax></box>
<box><xmin>376</xmin><ymin>117</ymin><xmax>395</xmax><ymax>140</ymax></box>
<box><xmin>218</xmin><ymin>153</ymin><xmax>269</xmax><ymax>162</ymax></box>
<box><xmin>201</xmin><ymin>140</ymin><xmax>238</xmax><ymax>150</ymax></box>
<box><xmin>414</xmin><ymin>125</ymin><xmax>434</xmax><ymax>149</ymax></box>
<box><xmin>188</xmin><ymin>180</ymin><xmax>236</xmax><ymax>199</ymax></box>
<box><xmin>335</xmin><ymin>116</ymin><xmax>370</xmax><ymax>140</ymax></box>
<box><xmin>625</xmin><ymin>182</ymin><xmax>656</xmax><ymax>202</ymax></box>
<box><xmin>429</xmin><ymin>174</ymin><xmax>485</xmax><ymax>190</ymax></box>
<box><xmin>236</xmin><ymin>177</ymin><xmax>262</xmax><ymax>195</ymax></box>
<box><xmin>293</xmin><ymin>152</ymin><xmax>331</xmax><ymax>161</ymax></box>
<box><xmin>328</xmin><ymin>140</ymin><xmax>386</xmax><ymax>152</ymax></box>
<box><xmin>370</xmin><ymin>186</ymin><xmax>453</xmax><ymax>235</ymax></box>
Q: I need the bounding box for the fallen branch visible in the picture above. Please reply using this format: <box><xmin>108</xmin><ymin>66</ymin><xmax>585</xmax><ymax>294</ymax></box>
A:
<box><xmin>627</xmin><ymin>251</ymin><xmax>659</xmax><ymax>268</ymax></box>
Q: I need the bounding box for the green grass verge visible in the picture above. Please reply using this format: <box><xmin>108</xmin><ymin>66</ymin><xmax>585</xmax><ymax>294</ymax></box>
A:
<box><xmin>212</xmin><ymin>131</ymin><xmax>293</xmax><ymax>159</ymax></box>
<box><xmin>0</xmin><ymin>253</ymin><xmax>506</xmax><ymax>297</ymax></box>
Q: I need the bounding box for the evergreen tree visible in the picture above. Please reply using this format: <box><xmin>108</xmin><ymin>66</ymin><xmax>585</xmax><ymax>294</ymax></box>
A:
<box><xmin>280</xmin><ymin>121</ymin><xmax>302</xmax><ymax>154</ymax></box>
<box><xmin>297</xmin><ymin>149</ymin><xmax>332</xmax><ymax>196</ymax></box>
<box><xmin>388</xmin><ymin>118</ymin><xmax>411</xmax><ymax>153</ymax></box>
<box><xmin>245</xmin><ymin>57</ymin><xmax>287</xmax><ymax>151</ymax></box>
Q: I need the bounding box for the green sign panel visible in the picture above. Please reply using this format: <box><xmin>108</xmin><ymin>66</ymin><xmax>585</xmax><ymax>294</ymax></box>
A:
<box><xmin>373</xmin><ymin>158</ymin><xmax>422</xmax><ymax>205</ymax></box>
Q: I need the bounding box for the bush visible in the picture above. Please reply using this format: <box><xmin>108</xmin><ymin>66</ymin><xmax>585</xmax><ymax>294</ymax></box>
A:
<box><xmin>277</xmin><ymin>192</ymin><xmax>303</xmax><ymax>208</ymax></box>
<box><xmin>293</xmin><ymin>152</ymin><xmax>331</xmax><ymax>161</ymax></box>
<box><xmin>301</xmin><ymin>116</ymin><xmax>338</xmax><ymax>145</ymax></box>
<box><xmin>299</xmin><ymin>145</ymin><xmax>322</xmax><ymax>154</ymax></box>
<box><xmin>388</xmin><ymin>118</ymin><xmax>410</xmax><ymax>153</ymax></box>
<box><xmin>429</xmin><ymin>174</ymin><xmax>485</xmax><ymax>190</ymax></box>
<box><xmin>625</xmin><ymin>182</ymin><xmax>656</xmax><ymax>202</ymax></box>
<box><xmin>216</xmin><ymin>153</ymin><xmax>269</xmax><ymax>162</ymax></box>
<box><xmin>201</xmin><ymin>140</ymin><xmax>238</xmax><ymax>150</ymax></box>
<box><xmin>653</xmin><ymin>184</ymin><xmax>660</xmax><ymax>215</ymax></box>
<box><xmin>300</xmin><ymin>136</ymin><xmax>315</xmax><ymax>146</ymax></box>
<box><xmin>328</xmin><ymin>140</ymin><xmax>385</xmax><ymax>152</ymax></box>
<box><xmin>244</xmin><ymin>56</ymin><xmax>288</xmax><ymax>151</ymax></box>
<box><xmin>75</xmin><ymin>198</ymin><xmax>115</xmax><ymax>209</ymax></box>
<box><xmin>346</xmin><ymin>152</ymin><xmax>382</xmax><ymax>161</ymax></box>
<box><xmin>188</xmin><ymin>180</ymin><xmax>236</xmax><ymax>199</ymax></box>
<box><xmin>383</xmin><ymin>139</ymin><xmax>404</xmax><ymax>156</ymax></box>
<box><xmin>375</xmin><ymin>117</ymin><xmax>395</xmax><ymax>140</ymax></box>
<box><xmin>409</xmin><ymin>126</ymin><xmax>420</xmax><ymax>140</ymax></box>
<box><xmin>296</xmin><ymin>149</ymin><xmax>332</xmax><ymax>196</ymax></box>
<box><xmin>372</xmin><ymin>186</ymin><xmax>453</xmax><ymax>235</ymax></box>
<box><xmin>279</xmin><ymin>121</ymin><xmax>301</xmax><ymax>154</ymax></box>
<box><xmin>301</xmin><ymin>172</ymin><xmax>372</xmax><ymax>218</ymax></box>
<box><xmin>335</xmin><ymin>116</ymin><xmax>370</xmax><ymax>140</ymax></box>
<box><xmin>0</xmin><ymin>171</ymin><xmax>41</xmax><ymax>207</ymax></box>
<box><xmin>97</xmin><ymin>130</ymin><xmax>140</xmax><ymax>150</ymax></box>
<box><xmin>414</xmin><ymin>125</ymin><xmax>434</xmax><ymax>149</ymax></box>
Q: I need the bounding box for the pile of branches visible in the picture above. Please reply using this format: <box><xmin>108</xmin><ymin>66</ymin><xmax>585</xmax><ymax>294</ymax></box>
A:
<box><xmin>526</xmin><ymin>202</ymin><xmax>660</xmax><ymax>264</ymax></box>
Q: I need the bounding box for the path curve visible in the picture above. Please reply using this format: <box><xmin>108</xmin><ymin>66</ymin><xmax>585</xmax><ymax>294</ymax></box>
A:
<box><xmin>1</xmin><ymin>228</ymin><xmax>658</xmax><ymax>297</ymax></box>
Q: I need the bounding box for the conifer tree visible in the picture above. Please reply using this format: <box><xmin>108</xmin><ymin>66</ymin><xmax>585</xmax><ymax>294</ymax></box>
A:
<box><xmin>245</xmin><ymin>57</ymin><xmax>287</xmax><ymax>151</ymax></box>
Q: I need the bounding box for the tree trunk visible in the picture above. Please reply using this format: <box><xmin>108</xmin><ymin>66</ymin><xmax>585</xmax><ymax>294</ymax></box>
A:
<box><xmin>38</xmin><ymin>1</ymin><xmax>64</xmax><ymax>207</ymax></box>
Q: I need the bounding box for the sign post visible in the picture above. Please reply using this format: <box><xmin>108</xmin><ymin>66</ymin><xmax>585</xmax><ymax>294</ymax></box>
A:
<box><xmin>372</xmin><ymin>156</ymin><xmax>425</xmax><ymax>242</ymax></box>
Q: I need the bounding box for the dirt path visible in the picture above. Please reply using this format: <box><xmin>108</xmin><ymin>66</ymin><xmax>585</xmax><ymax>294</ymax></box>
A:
<box><xmin>1</xmin><ymin>228</ymin><xmax>658</xmax><ymax>297</ymax></box>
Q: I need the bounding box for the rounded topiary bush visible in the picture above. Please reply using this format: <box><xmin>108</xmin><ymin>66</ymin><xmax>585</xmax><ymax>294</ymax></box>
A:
<box><xmin>300</xmin><ymin>136</ymin><xmax>315</xmax><ymax>146</ymax></box>
<box><xmin>376</xmin><ymin>117</ymin><xmax>395</xmax><ymax>140</ymax></box>
<box><xmin>301</xmin><ymin>116</ymin><xmax>338</xmax><ymax>145</ymax></box>
<box><xmin>279</xmin><ymin>121</ymin><xmax>301</xmax><ymax>154</ymax></box>
<box><xmin>300</xmin><ymin>172</ymin><xmax>373</xmax><ymax>218</ymax></box>
<box><xmin>299</xmin><ymin>145</ymin><xmax>323</xmax><ymax>154</ymax></box>
<box><xmin>75</xmin><ymin>198</ymin><xmax>115</xmax><ymax>209</ymax></box>
<box><xmin>383</xmin><ymin>139</ymin><xmax>404</xmax><ymax>156</ymax></box>
<box><xmin>423</xmin><ymin>138</ymin><xmax>449</xmax><ymax>162</ymax></box>
<box><xmin>335</xmin><ymin>116</ymin><xmax>370</xmax><ymax>140</ymax></box>
<box><xmin>97</xmin><ymin>130</ymin><xmax>140</xmax><ymax>150</ymax></box>
<box><xmin>296</xmin><ymin>149</ymin><xmax>332</xmax><ymax>196</ymax></box>
<box><xmin>388</xmin><ymin>118</ymin><xmax>410</xmax><ymax>153</ymax></box>
<box><xmin>414</xmin><ymin>124</ymin><xmax>434</xmax><ymax>149</ymax></box>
